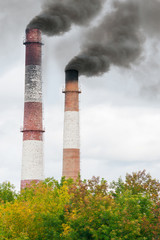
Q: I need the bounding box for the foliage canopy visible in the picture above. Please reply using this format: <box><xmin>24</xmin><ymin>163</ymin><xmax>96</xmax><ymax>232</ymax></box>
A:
<box><xmin>0</xmin><ymin>170</ymin><xmax>159</xmax><ymax>240</ymax></box>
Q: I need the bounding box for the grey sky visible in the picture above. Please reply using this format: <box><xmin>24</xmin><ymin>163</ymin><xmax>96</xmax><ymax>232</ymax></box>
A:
<box><xmin>0</xmin><ymin>0</ymin><xmax>160</xmax><ymax>190</ymax></box>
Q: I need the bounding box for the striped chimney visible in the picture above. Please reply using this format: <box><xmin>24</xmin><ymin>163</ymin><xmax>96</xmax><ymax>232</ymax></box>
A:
<box><xmin>62</xmin><ymin>70</ymin><xmax>81</xmax><ymax>180</ymax></box>
<box><xmin>21</xmin><ymin>29</ymin><xmax>44</xmax><ymax>189</ymax></box>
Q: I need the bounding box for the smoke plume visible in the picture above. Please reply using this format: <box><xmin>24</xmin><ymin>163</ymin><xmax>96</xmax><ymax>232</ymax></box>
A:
<box><xmin>27</xmin><ymin>0</ymin><xmax>105</xmax><ymax>36</ymax></box>
<box><xmin>66</xmin><ymin>0</ymin><xmax>160</xmax><ymax>76</ymax></box>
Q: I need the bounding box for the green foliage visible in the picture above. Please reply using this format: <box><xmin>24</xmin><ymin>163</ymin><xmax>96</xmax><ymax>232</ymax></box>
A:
<box><xmin>110</xmin><ymin>170</ymin><xmax>160</xmax><ymax>201</ymax></box>
<box><xmin>0</xmin><ymin>171</ymin><xmax>159</xmax><ymax>239</ymax></box>
<box><xmin>0</xmin><ymin>181</ymin><xmax>17</xmax><ymax>203</ymax></box>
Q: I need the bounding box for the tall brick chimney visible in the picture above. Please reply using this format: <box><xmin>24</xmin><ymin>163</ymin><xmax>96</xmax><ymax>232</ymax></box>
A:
<box><xmin>62</xmin><ymin>69</ymin><xmax>81</xmax><ymax>180</ymax></box>
<box><xmin>21</xmin><ymin>29</ymin><xmax>44</xmax><ymax>189</ymax></box>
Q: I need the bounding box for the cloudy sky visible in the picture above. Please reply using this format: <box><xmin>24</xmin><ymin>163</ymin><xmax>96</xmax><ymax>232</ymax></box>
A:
<box><xmin>1</xmin><ymin>0</ymin><xmax>160</xmax><ymax>190</ymax></box>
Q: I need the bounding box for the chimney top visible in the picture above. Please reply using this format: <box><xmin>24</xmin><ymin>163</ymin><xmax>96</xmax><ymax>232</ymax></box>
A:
<box><xmin>65</xmin><ymin>69</ymin><xmax>78</xmax><ymax>82</ymax></box>
<box><xmin>24</xmin><ymin>28</ymin><xmax>42</xmax><ymax>45</ymax></box>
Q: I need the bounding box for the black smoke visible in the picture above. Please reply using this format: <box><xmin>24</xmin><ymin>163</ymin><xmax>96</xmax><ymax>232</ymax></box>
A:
<box><xmin>66</xmin><ymin>0</ymin><xmax>160</xmax><ymax>76</ymax></box>
<box><xmin>66</xmin><ymin>1</ymin><xmax>143</xmax><ymax>76</ymax></box>
<box><xmin>27</xmin><ymin>0</ymin><xmax>105</xmax><ymax>36</ymax></box>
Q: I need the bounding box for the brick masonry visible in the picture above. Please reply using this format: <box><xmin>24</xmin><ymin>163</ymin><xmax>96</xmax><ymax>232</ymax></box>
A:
<box><xmin>21</xmin><ymin>140</ymin><xmax>44</xmax><ymax>180</ymax></box>
<box><xmin>63</xmin><ymin>149</ymin><xmax>80</xmax><ymax>179</ymax></box>
<box><xmin>63</xmin><ymin>111</ymin><xmax>80</xmax><ymax>149</ymax></box>
<box><xmin>62</xmin><ymin>70</ymin><xmax>80</xmax><ymax>181</ymax></box>
<box><xmin>21</xmin><ymin>29</ymin><xmax>44</xmax><ymax>189</ymax></box>
<box><xmin>65</xmin><ymin>92</ymin><xmax>79</xmax><ymax>111</ymax></box>
<box><xmin>23</xmin><ymin>102</ymin><xmax>43</xmax><ymax>131</ymax></box>
<box><xmin>25</xmin><ymin>65</ymin><xmax>42</xmax><ymax>102</ymax></box>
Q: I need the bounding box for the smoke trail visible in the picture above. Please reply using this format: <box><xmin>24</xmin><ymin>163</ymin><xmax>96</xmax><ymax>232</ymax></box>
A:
<box><xmin>27</xmin><ymin>0</ymin><xmax>105</xmax><ymax>36</ymax></box>
<box><xmin>66</xmin><ymin>0</ymin><xmax>143</xmax><ymax>76</ymax></box>
<box><xmin>66</xmin><ymin>0</ymin><xmax>160</xmax><ymax>76</ymax></box>
<box><xmin>139</xmin><ymin>0</ymin><xmax>160</xmax><ymax>38</ymax></box>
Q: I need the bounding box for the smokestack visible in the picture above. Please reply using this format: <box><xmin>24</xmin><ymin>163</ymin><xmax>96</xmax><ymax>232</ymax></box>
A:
<box><xmin>62</xmin><ymin>70</ymin><xmax>81</xmax><ymax>180</ymax></box>
<box><xmin>21</xmin><ymin>29</ymin><xmax>44</xmax><ymax>189</ymax></box>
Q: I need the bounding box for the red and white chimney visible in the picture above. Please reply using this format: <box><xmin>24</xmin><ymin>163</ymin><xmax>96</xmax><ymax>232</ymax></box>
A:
<box><xmin>21</xmin><ymin>29</ymin><xmax>44</xmax><ymax>189</ymax></box>
<box><xmin>62</xmin><ymin>70</ymin><xmax>81</xmax><ymax>180</ymax></box>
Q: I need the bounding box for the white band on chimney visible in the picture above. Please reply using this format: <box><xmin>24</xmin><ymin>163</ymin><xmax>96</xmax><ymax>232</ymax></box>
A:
<box><xmin>25</xmin><ymin>65</ymin><xmax>42</xmax><ymax>103</ymax></box>
<box><xmin>63</xmin><ymin>111</ymin><xmax>80</xmax><ymax>149</ymax></box>
<box><xmin>21</xmin><ymin>140</ymin><xmax>44</xmax><ymax>180</ymax></box>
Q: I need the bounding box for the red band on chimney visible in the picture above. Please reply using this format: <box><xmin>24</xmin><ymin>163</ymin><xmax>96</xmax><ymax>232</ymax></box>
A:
<box><xmin>64</xmin><ymin>92</ymin><xmax>79</xmax><ymax>111</ymax></box>
<box><xmin>63</xmin><ymin>149</ymin><xmax>80</xmax><ymax>179</ymax></box>
<box><xmin>23</xmin><ymin>131</ymin><xmax>43</xmax><ymax>141</ymax></box>
<box><xmin>23</xmin><ymin>102</ymin><xmax>43</xmax><ymax>131</ymax></box>
<box><xmin>24</xmin><ymin>29</ymin><xmax>42</xmax><ymax>66</ymax></box>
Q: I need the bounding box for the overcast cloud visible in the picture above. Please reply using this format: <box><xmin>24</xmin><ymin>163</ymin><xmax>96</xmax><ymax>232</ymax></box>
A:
<box><xmin>0</xmin><ymin>0</ymin><xmax>160</xmax><ymax>190</ymax></box>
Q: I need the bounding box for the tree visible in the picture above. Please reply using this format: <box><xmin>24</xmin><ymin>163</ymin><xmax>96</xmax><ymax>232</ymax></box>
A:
<box><xmin>0</xmin><ymin>171</ymin><xmax>159</xmax><ymax>239</ymax></box>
